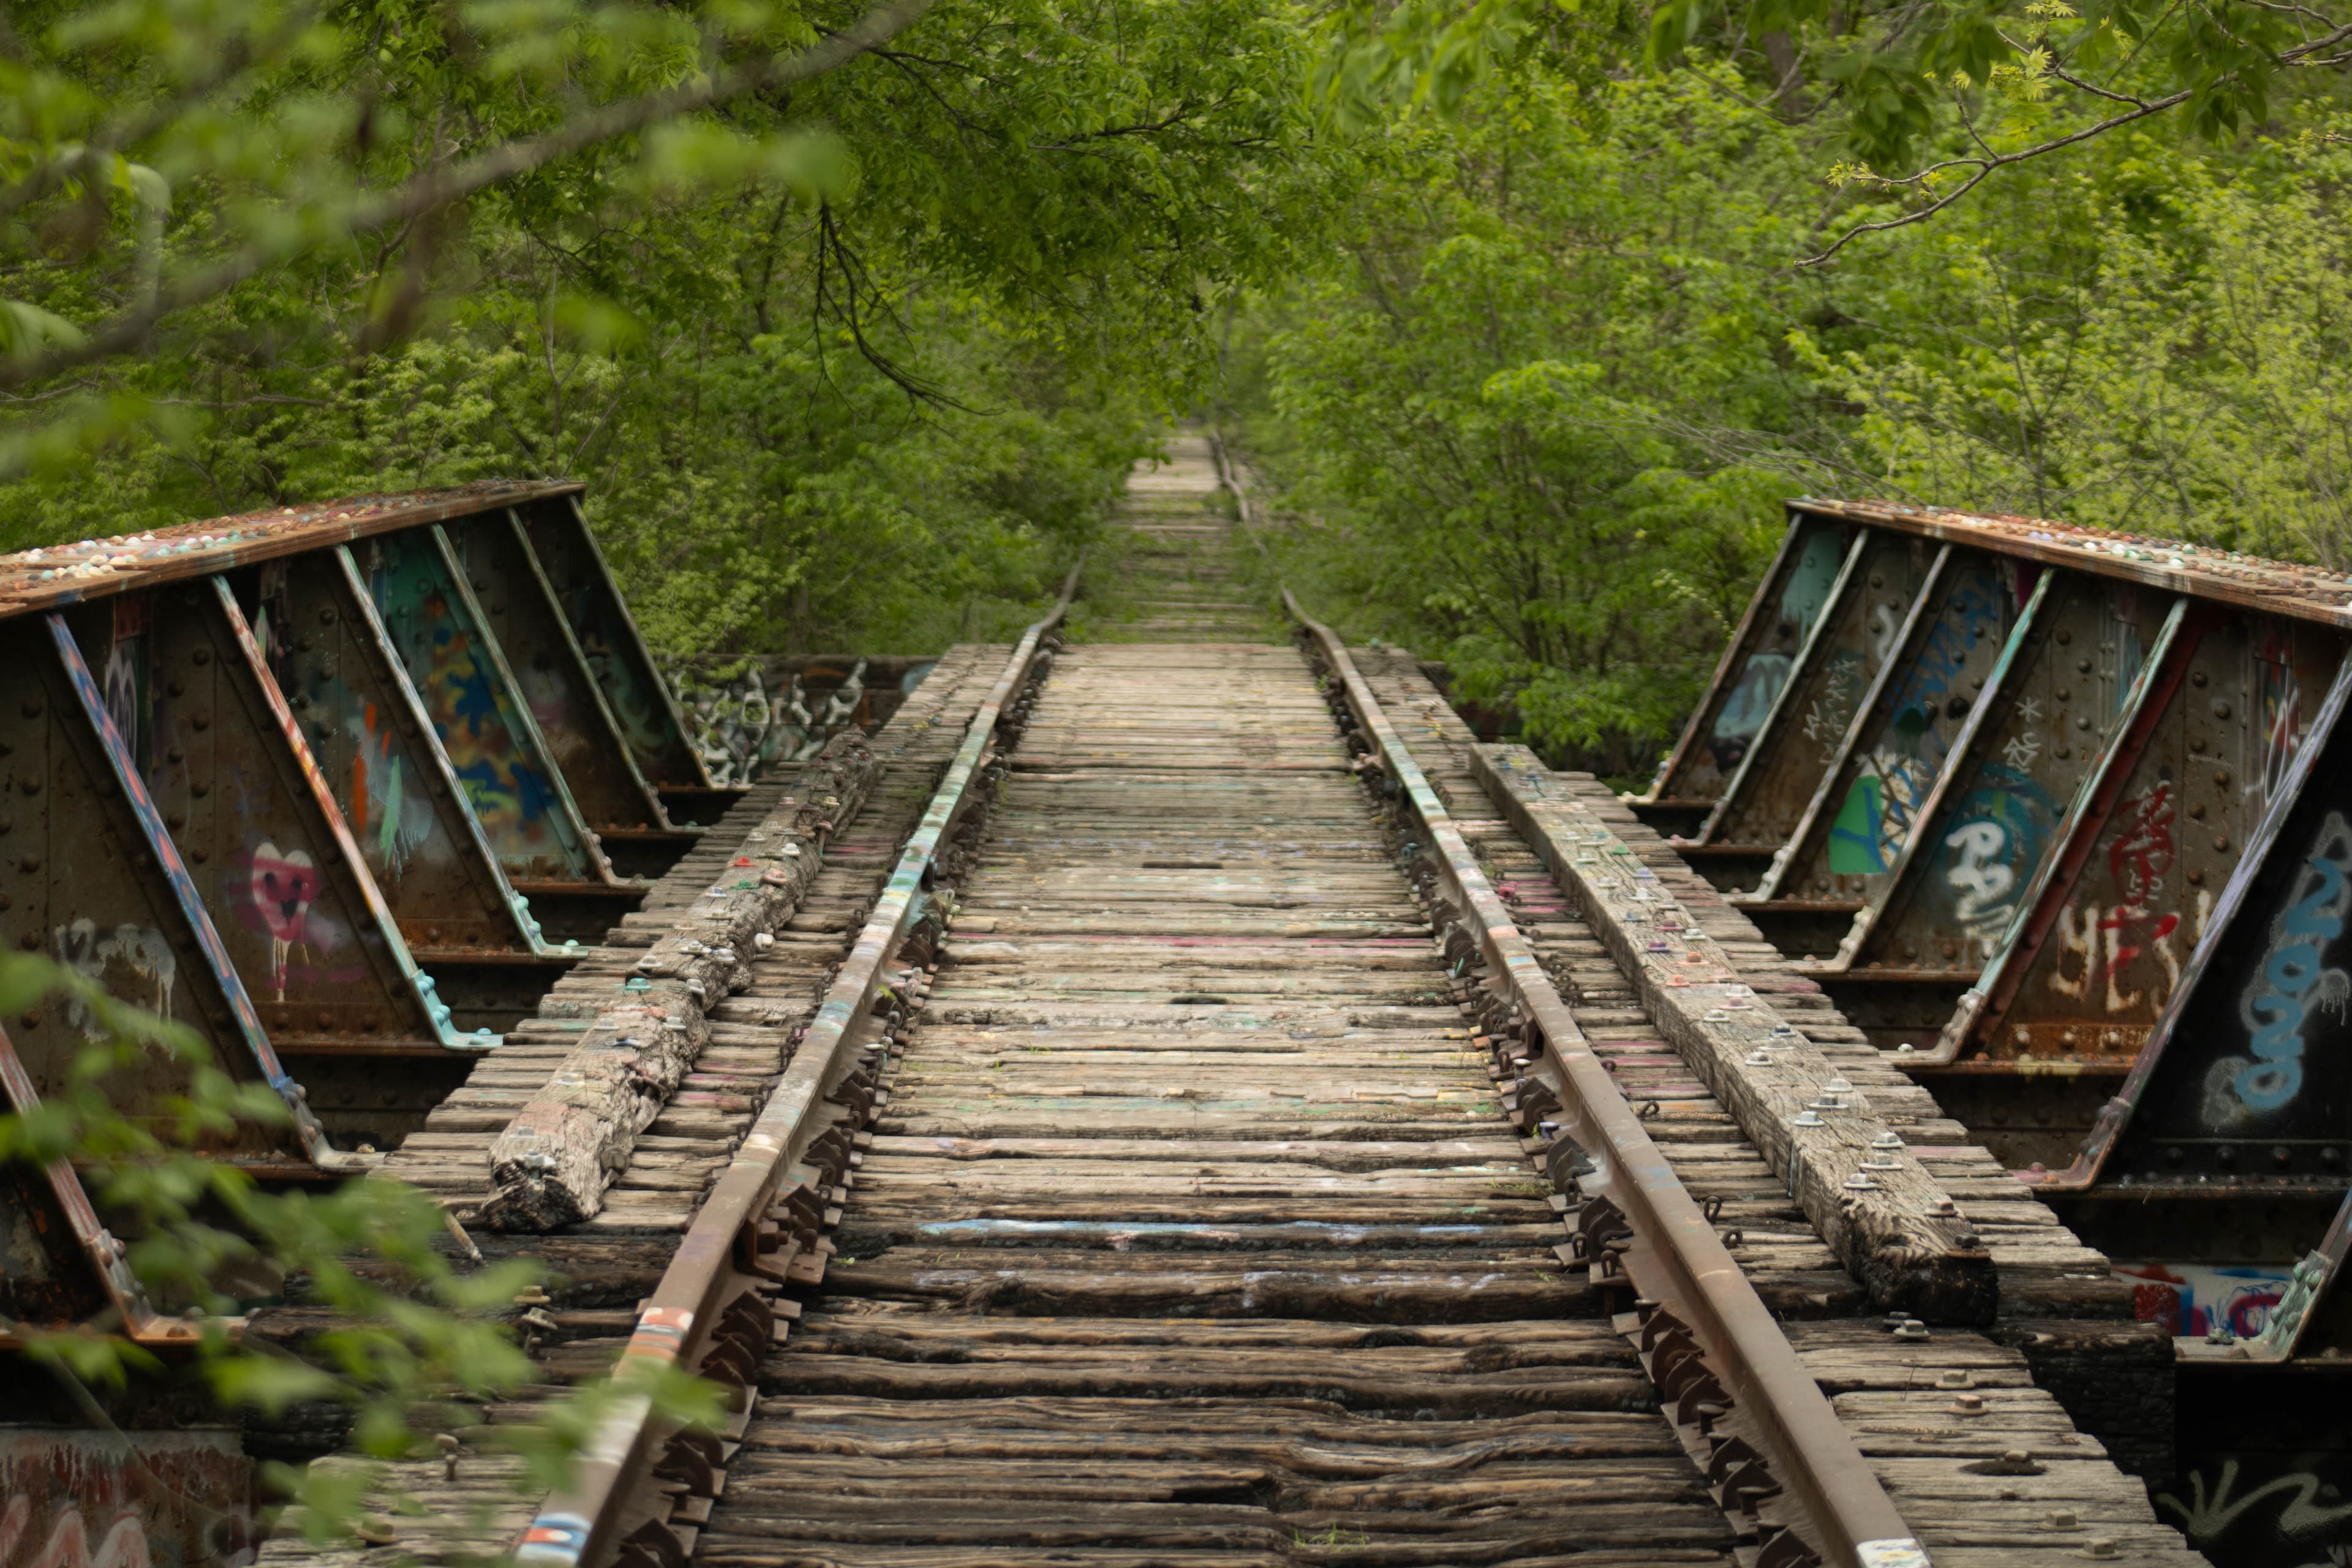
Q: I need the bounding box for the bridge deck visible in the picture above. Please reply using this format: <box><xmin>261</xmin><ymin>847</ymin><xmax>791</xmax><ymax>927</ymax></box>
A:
<box><xmin>256</xmin><ymin>440</ymin><xmax>2199</xmax><ymax>1568</ymax></box>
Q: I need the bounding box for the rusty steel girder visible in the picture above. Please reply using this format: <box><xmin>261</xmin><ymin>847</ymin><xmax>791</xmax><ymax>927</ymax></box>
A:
<box><xmin>0</xmin><ymin>612</ymin><xmax>349</xmax><ymax>1171</ymax></box>
<box><xmin>0</xmin><ymin>483</ymin><xmax>719</xmax><ymax>1335</ymax></box>
<box><xmin>1646</xmin><ymin>513</ymin><xmax>1853</xmax><ymax>834</ymax></box>
<box><xmin>1643</xmin><ymin>496</ymin><xmax>2352</xmax><ymax>1221</ymax></box>
<box><xmin>246</xmin><ymin>546</ymin><xmax>556</xmax><ymax>965</ymax></box>
<box><xmin>1689</xmin><ymin>528</ymin><xmax>1931</xmax><ymax>876</ymax></box>
<box><xmin>524</xmin><ymin>496</ymin><xmax>715</xmax><ymax>810</ymax></box>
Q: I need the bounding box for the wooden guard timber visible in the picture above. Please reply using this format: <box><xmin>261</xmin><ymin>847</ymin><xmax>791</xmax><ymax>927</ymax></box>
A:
<box><xmin>7</xmin><ymin>454</ymin><xmax>2213</xmax><ymax>1568</ymax></box>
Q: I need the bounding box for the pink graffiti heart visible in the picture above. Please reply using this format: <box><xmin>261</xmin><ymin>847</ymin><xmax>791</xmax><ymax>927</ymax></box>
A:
<box><xmin>247</xmin><ymin>842</ymin><xmax>320</xmax><ymax>941</ymax></box>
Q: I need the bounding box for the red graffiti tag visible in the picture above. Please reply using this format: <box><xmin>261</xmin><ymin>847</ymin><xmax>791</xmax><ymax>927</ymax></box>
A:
<box><xmin>2108</xmin><ymin>783</ymin><xmax>2175</xmax><ymax>905</ymax></box>
<box><xmin>2098</xmin><ymin>906</ymin><xmax>2180</xmax><ymax>974</ymax></box>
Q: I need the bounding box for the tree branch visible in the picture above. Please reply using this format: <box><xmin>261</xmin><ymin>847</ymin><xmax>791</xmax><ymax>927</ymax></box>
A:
<box><xmin>1796</xmin><ymin>89</ymin><xmax>2191</xmax><ymax>266</ymax></box>
<box><xmin>1</xmin><ymin>0</ymin><xmax>933</xmax><ymax>390</ymax></box>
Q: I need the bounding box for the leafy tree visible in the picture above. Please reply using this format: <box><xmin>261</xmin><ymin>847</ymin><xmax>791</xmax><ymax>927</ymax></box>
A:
<box><xmin>1236</xmin><ymin>66</ymin><xmax>1813</xmax><ymax>773</ymax></box>
<box><xmin>1234</xmin><ymin>40</ymin><xmax>2352</xmax><ymax>775</ymax></box>
<box><xmin>1</xmin><ymin>0</ymin><xmax>1334</xmax><ymax>655</ymax></box>
<box><xmin>1317</xmin><ymin>0</ymin><xmax>2352</xmax><ymax>257</ymax></box>
<box><xmin>0</xmin><ymin>951</ymin><xmax>714</xmax><ymax>1549</ymax></box>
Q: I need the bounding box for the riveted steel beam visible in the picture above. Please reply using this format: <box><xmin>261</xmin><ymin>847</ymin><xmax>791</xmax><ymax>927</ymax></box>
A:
<box><xmin>1642</xmin><ymin>514</ymin><xmax>1855</xmax><ymax>828</ymax></box>
<box><xmin>1825</xmin><ymin>576</ymin><xmax>2179</xmax><ymax>986</ymax></box>
<box><xmin>244</xmin><ymin>547</ymin><xmax>567</xmax><ymax>967</ymax></box>
<box><xmin>1697</xmin><ymin>530</ymin><xmax>1934</xmax><ymax>862</ymax></box>
<box><xmin>57</xmin><ymin>577</ymin><xmax>494</xmax><ymax>1072</ymax></box>
<box><xmin>2040</xmin><ymin>650</ymin><xmax>2352</xmax><ymax>1200</ymax></box>
<box><xmin>445</xmin><ymin>508</ymin><xmax>699</xmax><ymax>876</ymax></box>
<box><xmin>0</xmin><ymin>614</ymin><xmax>360</xmax><ymax>1175</ymax></box>
<box><xmin>0</xmin><ymin>482</ymin><xmax>580</xmax><ymax>621</ymax></box>
<box><xmin>1933</xmin><ymin>606</ymin><xmax>2345</xmax><ymax>1079</ymax></box>
<box><xmin>356</xmin><ymin>524</ymin><xmax>639</xmax><ymax>941</ymax></box>
<box><xmin>1746</xmin><ymin>548</ymin><xmax>2029</xmax><ymax>935</ymax></box>
<box><xmin>524</xmin><ymin>496</ymin><xmax>723</xmax><ymax>820</ymax></box>
<box><xmin>0</xmin><ymin>1023</ymin><xmax>209</xmax><ymax>1349</ymax></box>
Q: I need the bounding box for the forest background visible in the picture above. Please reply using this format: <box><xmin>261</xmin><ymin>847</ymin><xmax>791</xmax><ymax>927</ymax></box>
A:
<box><xmin>7</xmin><ymin>0</ymin><xmax>2352</xmax><ymax>783</ymax></box>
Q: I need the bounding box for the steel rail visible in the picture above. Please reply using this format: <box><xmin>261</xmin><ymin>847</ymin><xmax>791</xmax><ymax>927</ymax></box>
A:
<box><xmin>1284</xmin><ymin>588</ymin><xmax>1927</xmax><ymax>1568</ymax></box>
<box><xmin>514</xmin><ymin>564</ymin><xmax>1080</xmax><ymax>1568</ymax></box>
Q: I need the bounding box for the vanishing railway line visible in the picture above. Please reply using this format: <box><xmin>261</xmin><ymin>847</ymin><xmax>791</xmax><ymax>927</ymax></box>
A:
<box><xmin>3</xmin><ymin>439</ymin><xmax>2320</xmax><ymax>1568</ymax></box>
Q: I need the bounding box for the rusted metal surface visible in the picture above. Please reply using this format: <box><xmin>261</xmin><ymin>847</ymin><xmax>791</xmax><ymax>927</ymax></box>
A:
<box><xmin>513</xmin><ymin>571</ymin><xmax>1078</xmax><ymax>1568</ymax></box>
<box><xmin>0</xmin><ymin>613</ymin><xmax>353</xmax><ymax>1170</ymax></box>
<box><xmin>1290</xmin><ymin>590</ymin><xmax>1923</xmax><ymax>1568</ymax></box>
<box><xmin>2039</xmin><ymin>652</ymin><xmax>2352</xmax><ymax>1200</ymax></box>
<box><xmin>526</xmin><ymin>496</ymin><xmax>712</xmax><ymax>796</ymax></box>
<box><xmin>0</xmin><ymin>481</ymin><xmax>579</xmax><ymax>622</ymax></box>
<box><xmin>1647</xmin><ymin>514</ymin><xmax>1853</xmax><ymax>815</ymax></box>
<box><xmin>0</xmin><ymin>1023</ymin><xmax>205</xmax><ymax>1347</ymax></box>
<box><xmin>1935</xmin><ymin>605</ymin><xmax>2343</xmax><ymax>1076</ymax></box>
<box><xmin>445</xmin><ymin>510</ymin><xmax>684</xmax><ymax>852</ymax></box>
<box><xmin>1831</xmin><ymin>582</ymin><xmax>2181</xmax><ymax>980</ymax></box>
<box><xmin>1658</xmin><ymin>503</ymin><xmax>2352</xmax><ymax>1143</ymax></box>
<box><xmin>53</xmin><ymin>578</ymin><xmax>483</xmax><ymax>1062</ymax></box>
<box><xmin>0</xmin><ymin>477</ymin><xmax>704</xmax><ymax>1185</ymax></box>
<box><xmin>1750</xmin><ymin>548</ymin><xmax>2021</xmax><ymax>909</ymax></box>
<box><xmin>1790</xmin><ymin>498</ymin><xmax>2352</xmax><ymax>628</ymax></box>
<box><xmin>1700</xmin><ymin>530</ymin><xmax>1932</xmax><ymax>860</ymax></box>
<box><xmin>249</xmin><ymin>548</ymin><xmax>558</xmax><ymax>962</ymax></box>
<box><xmin>1656</xmin><ymin>497</ymin><xmax>2352</xmax><ymax>1556</ymax></box>
<box><xmin>358</xmin><ymin>524</ymin><xmax>618</xmax><ymax>892</ymax></box>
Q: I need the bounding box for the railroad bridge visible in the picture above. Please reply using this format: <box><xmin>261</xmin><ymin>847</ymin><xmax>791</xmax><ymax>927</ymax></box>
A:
<box><xmin>1</xmin><ymin>441</ymin><xmax>2344</xmax><ymax>1568</ymax></box>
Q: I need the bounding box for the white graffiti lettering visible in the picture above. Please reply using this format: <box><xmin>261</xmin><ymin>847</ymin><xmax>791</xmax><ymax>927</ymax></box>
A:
<box><xmin>2156</xmin><ymin>1459</ymin><xmax>2352</xmax><ymax>1554</ymax></box>
<box><xmin>1943</xmin><ymin>820</ymin><xmax>2016</xmax><ymax>945</ymax></box>
<box><xmin>51</xmin><ymin>920</ymin><xmax>176</xmax><ymax>1033</ymax></box>
<box><xmin>2045</xmin><ymin>895</ymin><xmax>2211</xmax><ymax>1015</ymax></box>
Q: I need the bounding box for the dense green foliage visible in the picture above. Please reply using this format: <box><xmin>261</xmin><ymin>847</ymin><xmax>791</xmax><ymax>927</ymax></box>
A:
<box><xmin>1</xmin><ymin>0</ymin><xmax>1327</xmax><ymax>652</ymax></box>
<box><xmin>0</xmin><ymin>952</ymin><xmax>715</xmax><ymax>1544</ymax></box>
<box><xmin>1231</xmin><ymin>40</ymin><xmax>2352</xmax><ymax>777</ymax></box>
<box><xmin>6</xmin><ymin>0</ymin><xmax>2351</xmax><ymax>756</ymax></box>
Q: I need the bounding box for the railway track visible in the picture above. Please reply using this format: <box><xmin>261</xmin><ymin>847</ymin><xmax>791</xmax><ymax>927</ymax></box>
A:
<box><xmin>251</xmin><ymin>441</ymin><xmax>2199</xmax><ymax>1568</ymax></box>
<box><xmin>0</xmin><ymin>445</ymin><xmax>2228</xmax><ymax>1566</ymax></box>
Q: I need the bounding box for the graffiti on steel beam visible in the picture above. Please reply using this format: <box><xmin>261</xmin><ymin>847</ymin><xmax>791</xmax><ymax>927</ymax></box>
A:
<box><xmin>1828</xmin><ymin>568</ymin><xmax>2005</xmax><ymax>875</ymax></box>
<box><xmin>671</xmin><ymin>660</ymin><xmax>870</xmax><ymax>785</ymax></box>
<box><xmin>1933</xmin><ymin>764</ymin><xmax>2057</xmax><ymax>962</ymax></box>
<box><xmin>1801</xmin><ymin>650</ymin><xmax>1867</xmax><ymax>763</ymax></box>
<box><xmin>2201</xmin><ymin>810</ymin><xmax>2352</xmax><ymax>1124</ymax></box>
<box><xmin>52</xmin><ymin>920</ymin><xmax>176</xmax><ymax>1031</ymax></box>
<box><xmin>252</xmin><ymin>564</ymin><xmax>436</xmax><ymax>884</ymax></box>
<box><xmin>0</xmin><ymin>1432</ymin><xmax>254</xmax><ymax>1568</ymax></box>
<box><xmin>362</xmin><ymin>532</ymin><xmax>581</xmax><ymax>875</ymax></box>
<box><xmin>2157</xmin><ymin>1458</ymin><xmax>2352</xmax><ymax>1568</ymax></box>
<box><xmin>1709</xmin><ymin>528</ymin><xmax>1842</xmax><ymax>771</ymax></box>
